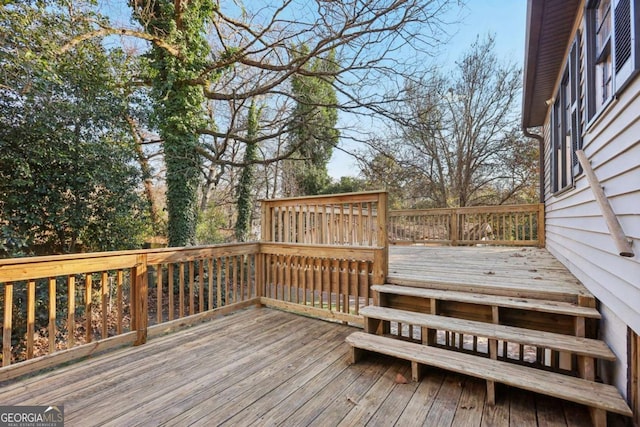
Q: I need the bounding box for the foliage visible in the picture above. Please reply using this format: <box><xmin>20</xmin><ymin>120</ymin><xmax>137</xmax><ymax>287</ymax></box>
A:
<box><xmin>359</xmin><ymin>153</ymin><xmax>417</xmax><ymax>209</ymax></box>
<box><xmin>322</xmin><ymin>176</ymin><xmax>367</xmax><ymax>195</ymax></box>
<box><xmin>234</xmin><ymin>101</ymin><xmax>260</xmax><ymax>242</ymax></box>
<box><xmin>284</xmin><ymin>49</ymin><xmax>340</xmax><ymax>196</ymax></box>
<box><xmin>130</xmin><ymin>0</ymin><xmax>214</xmax><ymax>247</ymax></box>
<box><xmin>196</xmin><ymin>203</ymin><xmax>229</xmax><ymax>244</ymax></box>
<box><xmin>49</xmin><ymin>0</ymin><xmax>460</xmax><ymax>244</ymax></box>
<box><xmin>0</xmin><ymin>3</ymin><xmax>148</xmax><ymax>256</ymax></box>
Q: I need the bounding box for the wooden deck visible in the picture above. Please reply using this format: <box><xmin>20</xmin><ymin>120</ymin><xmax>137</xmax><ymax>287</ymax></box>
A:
<box><xmin>388</xmin><ymin>246</ymin><xmax>595</xmax><ymax>304</ymax></box>
<box><xmin>0</xmin><ymin>307</ymin><xmax>594</xmax><ymax>426</ymax></box>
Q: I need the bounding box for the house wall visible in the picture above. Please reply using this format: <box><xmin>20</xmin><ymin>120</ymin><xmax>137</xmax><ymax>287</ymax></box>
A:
<box><xmin>540</xmin><ymin>5</ymin><xmax>640</xmax><ymax>398</ymax></box>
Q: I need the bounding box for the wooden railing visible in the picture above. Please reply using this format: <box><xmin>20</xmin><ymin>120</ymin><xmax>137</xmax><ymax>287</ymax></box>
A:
<box><xmin>261</xmin><ymin>191</ymin><xmax>388</xmax><ymax>246</ymax></box>
<box><xmin>0</xmin><ymin>244</ymin><xmax>261</xmax><ymax>380</ymax></box>
<box><xmin>0</xmin><ymin>191</ymin><xmax>391</xmax><ymax>380</ymax></box>
<box><xmin>259</xmin><ymin>191</ymin><xmax>388</xmax><ymax>322</ymax></box>
<box><xmin>389</xmin><ymin>203</ymin><xmax>545</xmax><ymax>247</ymax></box>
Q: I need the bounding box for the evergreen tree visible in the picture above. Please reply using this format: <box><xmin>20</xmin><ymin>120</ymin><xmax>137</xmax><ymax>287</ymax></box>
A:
<box><xmin>234</xmin><ymin>101</ymin><xmax>260</xmax><ymax>242</ymax></box>
<box><xmin>130</xmin><ymin>0</ymin><xmax>213</xmax><ymax>247</ymax></box>
<box><xmin>0</xmin><ymin>3</ymin><xmax>148</xmax><ymax>255</ymax></box>
<box><xmin>285</xmin><ymin>49</ymin><xmax>340</xmax><ymax>196</ymax></box>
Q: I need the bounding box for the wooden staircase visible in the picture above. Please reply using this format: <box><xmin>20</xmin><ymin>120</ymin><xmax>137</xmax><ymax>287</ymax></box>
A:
<box><xmin>346</xmin><ymin>282</ymin><xmax>633</xmax><ymax>426</ymax></box>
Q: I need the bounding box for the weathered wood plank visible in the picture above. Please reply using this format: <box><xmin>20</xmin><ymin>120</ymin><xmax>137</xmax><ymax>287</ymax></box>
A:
<box><xmin>451</xmin><ymin>377</ymin><xmax>486</xmax><ymax>427</ymax></box>
<box><xmin>131</xmin><ymin>323</ymin><xmax>348</xmax><ymax>426</ymax></box>
<box><xmin>366</xmin><ymin>363</ymin><xmax>421</xmax><ymax>426</ymax></box>
<box><xmin>226</xmin><ymin>349</ymin><xmax>353</xmax><ymax>426</ymax></box>
<box><xmin>336</xmin><ymin>363</ymin><xmax>413</xmax><ymax>426</ymax></box>
<box><xmin>373</xmin><ymin>284</ymin><xmax>601</xmax><ymax>318</ymax></box>
<box><xmin>481</xmin><ymin>385</ymin><xmax>510</xmax><ymax>427</ymax></box>
<box><xmin>393</xmin><ymin>369</ymin><xmax>446</xmax><ymax>427</ymax></box>
<box><xmin>509</xmin><ymin>386</ymin><xmax>537</xmax><ymax>426</ymax></box>
<box><xmin>360</xmin><ymin>306</ymin><xmax>615</xmax><ymax>360</ymax></box>
<box><xmin>537</xmin><ymin>393</ymin><xmax>573</xmax><ymax>427</ymax></box>
<box><xmin>346</xmin><ymin>331</ymin><xmax>632</xmax><ymax>416</ymax></box>
<box><xmin>0</xmin><ymin>308</ymin><xmax>591</xmax><ymax>427</ymax></box>
<box><xmin>304</xmin><ymin>358</ymin><xmax>393</xmax><ymax>427</ymax></box>
<box><xmin>387</xmin><ymin>246</ymin><xmax>594</xmax><ymax>305</ymax></box>
<box><xmin>422</xmin><ymin>374</ymin><xmax>465</xmax><ymax>426</ymax></box>
<box><xmin>563</xmin><ymin>400</ymin><xmax>595</xmax><ymax>427</ymax></box>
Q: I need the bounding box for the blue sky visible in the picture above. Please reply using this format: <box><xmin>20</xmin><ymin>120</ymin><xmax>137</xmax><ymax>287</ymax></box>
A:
<box><xmin>329</xmin><ymin>0</ymin><xmax>528</xmax><ymax>178</ymax></box>
<box><xmin>97</xmin><ymin>1</ymin><xmax>528</xmax><ymax>180</ymax></box>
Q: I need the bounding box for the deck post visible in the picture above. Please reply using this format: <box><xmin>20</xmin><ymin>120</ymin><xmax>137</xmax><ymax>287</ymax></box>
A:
<box><xmin>589</xmin><ymin>408</ymin><xmax>607</xmax><ymax>427</ymax></box>
<box><xmin>255</xmin><ymin>251</ymin><xmax>264</xmax><ymax>301</ymax></box>
<box><xmin>261</xmin><ymin>201</ymin><xmax>272</xmax><ymax>242</ymax></box>
<box><xmin>486</xmin><ymin>305</ymin><xmax>500</xmax><ymax>405</ymax></box>
<box><xmin>537</xmin><ymin>203</ymin><xmax>546</xmax><ymax>248</ymax></box>
<box><xmin>132</xmin><ymin>254</ymin><xmax>149</xmax><ymax>346</ymax></box>
<box><xmin>373</xmin><ymin>191</ymin><xmax>389</xmax><ymax>286</ymax></box>
<box><xmin>450</xmin><ymin>209</ymin><xmax>459</xmax><ymax>246</ymax></box>
<box><xmin>575</xmin><ymin>317</ymin><xmax>596</xmax><ymax>381</ymax></box>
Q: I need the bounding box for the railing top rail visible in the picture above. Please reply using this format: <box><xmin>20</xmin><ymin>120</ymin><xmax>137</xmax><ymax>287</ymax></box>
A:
<box><xmin>0</xmin><ymin>242</ymin><xmax>260</xmax><ymax>268</ymax></box>
<box><xmin>260</xmin><ymin>190</ymin><xmax>387</xmax><ymax>206</ymax></box>
<box><xmin>260</xmin><ymin>242</ymin><xmax>383</xmax><ymax>262</ymax></box>
<box><xmin>390</xmin><ymin>203</ymin><xmax>542</xmax><ymax>216</ymax></box>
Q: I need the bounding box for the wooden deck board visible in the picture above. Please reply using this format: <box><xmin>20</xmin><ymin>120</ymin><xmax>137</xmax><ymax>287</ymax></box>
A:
<box><xmin>389</xmin><ymin>246</ymin><xmax>595</xmax><ymax>303</ymax></box>
<box><xmin>0</xmin><ymin>307</ymin><xmax>594</xmax><ymax>426</ymax></box>
<box><xmin>394</xmin><ymin>369</ymin><xmax>447</xmax><ymax>427</ymax></box>
<box><xmin>450</xmin><ymin>377</ymin><xmax>486</xmax><ymax>427</ymax></box>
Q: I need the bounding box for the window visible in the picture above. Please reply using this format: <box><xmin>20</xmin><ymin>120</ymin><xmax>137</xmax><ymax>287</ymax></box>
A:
<box><xmin>587</xmin><ymin>0</ymin><xmax>640</xmax><ymax>119</ymax></box>
<box><xmin>550</xmin><ymin>38</ymin><xmax>582</xmax><ymax>193</ymax></box>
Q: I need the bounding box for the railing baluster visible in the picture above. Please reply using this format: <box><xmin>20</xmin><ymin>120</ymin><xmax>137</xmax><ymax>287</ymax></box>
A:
<box><xmin>68</xmin><ymin>276</ymin><xmax>76</xmax><ymax>347</ymax></box>
<box><xmin>116</xmin><ymin>270</ymin><xmax>123</xmax><ymax>334</ymax></box>
<box><xmin>199</xmin><ymin>260</ymin><xmax>205</xmax><ymax>313</ymax></box>
<box><xmin>157</xmin><ymin>265</ymin><xmax>163</xmax><ymax>324</ymax></box>
<box><xmin>101</xmin><ymin>271</ymin><xmax>108</xmax><ymax>340</ymax></box>
<box><xmin>189</xmin><ymin>261</ymin><xmax>195</xmax><ymax>315</ymax></box>
<box><xmin>27</xmin><ymin>280</ymin><xmax>36</xmax><ymax>358</ymax></box>
<box><xmin>85</xmin><ymin>274</ymin><xmax>92</xmax><ymax>344</ymax></box>
<box><xmin>3</xmin><ymin>282</ymin><xmax>13</xmax><ymax>366</ymax></box>
<box><xmin>49</xmin><ymin>277</ymin><xmax>56</xmax><ymax>354</ymax></box>
<box><xmin>215</xmin><ymin>257</ymin><xmax>222</xmax><ymax>307</ymax></box>
<box><xmin>233</xmin><ymin>256</ymin><xmax>239</xmax><ymax>303</ymax></box>
<box><xmin>208</xmin><ymin>258</ymin><xmax>214</xmax><ymax>310</ymax></box>
<box><xmin>168</xmin><ymin>263</ymin><xmax>175</xmax><ymax>321</ymax></box>
<box><xmin>178</xmin><ymin>263</ymin><xmax>185</xmax><ymax>318</ymax></box>
<box><xmin>300</xmin><ymin>256</ymin><xmax>307</xmax><ymax>305</ymax></box>
<box><xmin>226</xmin><ymin>256</ymin><xmax>232</xmax><ymax>305</ymax></box>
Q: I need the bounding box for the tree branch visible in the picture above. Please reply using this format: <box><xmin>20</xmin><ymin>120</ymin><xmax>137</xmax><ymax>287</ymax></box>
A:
<box><xmin>58</xmin><ymin>26</ymin><xmax>183</xmax><ymax>59</ymax></box>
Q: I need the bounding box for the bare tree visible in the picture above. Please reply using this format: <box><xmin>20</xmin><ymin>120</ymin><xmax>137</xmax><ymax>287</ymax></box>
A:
<box><xmin>65</xmin><ymin>0</ymin><xmax>460</xmax><ymax>160</ymax></box>
<box><xmin>57</xmin><ymin>0</ymin><xmax>462</xmax><ymax>243</ymax></box>
<box><xmin>364</xmin><ymin>35</ymin><xmax>537</xmax><ymax>208</ymax></box>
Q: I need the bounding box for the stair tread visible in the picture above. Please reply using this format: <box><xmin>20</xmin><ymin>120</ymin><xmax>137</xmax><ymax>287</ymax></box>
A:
<box><xmin>360</xmin><ymin>306</ymin><xmax>615</xmax><ymax>360</ymax></box>
<box><xmin>346</xmin><ymin>331</ymin><xmax>632</xmax><ymax>416</ymax></box>
<box><xmin>372</xmin><ymin>284</ymin><xmax>601</xmax><ymax>318</ymax></box>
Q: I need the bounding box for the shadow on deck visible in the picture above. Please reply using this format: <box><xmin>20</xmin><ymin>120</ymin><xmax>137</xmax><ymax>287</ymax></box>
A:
<box><xmin>0</xmin><ymin>307</ymin><xmax>592</xmax><ymax>426</ymax></box>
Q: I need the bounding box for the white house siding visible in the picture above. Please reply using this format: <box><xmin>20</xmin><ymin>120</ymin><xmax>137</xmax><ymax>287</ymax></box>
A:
<box><xmin>541</xmin><ymin>13</ymin><xmax>640</xmax><ymax>397</ymax></box>
<box><xmin>599</xmin><ymin>303</ymin><xmax>629</xmax><ymax>398</ymax></box>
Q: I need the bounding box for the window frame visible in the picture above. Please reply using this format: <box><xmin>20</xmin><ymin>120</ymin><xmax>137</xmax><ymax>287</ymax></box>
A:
<box><xmin>550</xmin><ymin>37</ymin><xmax>583</xmax><ymax>195</ymax></box>
<box><xmin>586</xmin><ymin>0</ymin><xmax>640</xmax><ymax>121</ymax></box>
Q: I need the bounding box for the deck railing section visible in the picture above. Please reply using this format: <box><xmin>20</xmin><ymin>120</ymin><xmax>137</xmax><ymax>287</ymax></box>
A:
<box><xmin>259</xmin><ymin>191</ymin><xmax>388</xmax><ymax>322</ymax></box>
<box><xmin>0</xmin><ymin>191</ymin><xmax>389</xmax><ymax>379</ymax></box>
<box><xmin>0</xmin><ymin>244</ymin><xmax>260</xmax><ymax>377</ymax></box>
<box><xmin>389</xmin><ymin>203</ymin><xmax>545</xmax><ymax>247</ymax></box>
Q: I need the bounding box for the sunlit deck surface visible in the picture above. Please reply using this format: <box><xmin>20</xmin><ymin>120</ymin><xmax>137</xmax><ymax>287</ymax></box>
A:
<box><xmin>388</xmin><ymin>246</ymin><xmax>594</xmax><ymax>303</ymax></box>
<box><xmin>0</xmin><ymin>307</ymin><xmax>592</xmax><ymax>426</ymax></box>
